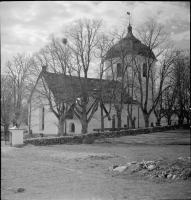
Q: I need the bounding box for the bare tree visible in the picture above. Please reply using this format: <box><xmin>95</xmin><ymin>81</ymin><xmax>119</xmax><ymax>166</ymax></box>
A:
<box><xmin>4</xmin><ymin>53</ymin><xmax>32</xmax><ymax>127</ymax></box>
<box><xmin>1</xmin><ymin>75</ymin><xmax>13</xmax><ymax>136</ymax></box>
<box><xmin>172</xmin><ymin>50</ymin><xmax>190</xmax><ymax>125</ymax></box>
<box><xmin>28</xmin><ymin>35</ymin><xmax>74</xmax><ymax>135</ymax></box>
<box><xmin>94</xmin><ymin>32</ymin><xmax>116</xmax><ymax>130</ymax></box>
<box><xmin>63</xmin><ymin>18</ymin><xmax>103</xmax><ymax>134</ymax></box>
<box><xmin>104</xmin><ymin>19</ymin><xmax>172</xmax><ymax>128</ymax></box>
<box><xmin>154</xmin><ymin>49</ymin><xmax>190</xmax><ymax>126</ymax></box>
<box><xmin>105</xmin><ymin>27</ymin><xmax>136</xmax><ymax>128</ymax></box>
<box><xmin>162</xmin><ymin>86</ymin><xmax>178</xmax><ymax>125</ymax></box>
<box><xmin>130</xmin><ymin>18</ymin><xmax>174</xmax><ymax>127</ymax></box>
<box><xmin>136</xmin><ymin>18</ymin><xmax>171</xmax><ymax>58</ymax></box>
<box><xmin>153</xmin><ymin>47</ymin><xmax>178</xmax><ymax>125</ymax></box>
<box><xmin>153</xmin><ymin>100</ymin><xmax>164</xmax><ymax>126</ymax></box>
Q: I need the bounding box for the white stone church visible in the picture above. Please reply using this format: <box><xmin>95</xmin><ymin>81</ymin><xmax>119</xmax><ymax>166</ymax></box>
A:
<box><xmin>29</xmin><ymin>23</ymin><xmax>157</xmax><ymax>135</ymax></box>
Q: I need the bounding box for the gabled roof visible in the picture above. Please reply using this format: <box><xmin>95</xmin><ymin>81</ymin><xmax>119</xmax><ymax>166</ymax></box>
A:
<box><xmin>41</xmin><ymin>67</ymin><xmax>124</xmax><ymax>103</ymax></box>
<box><xmin>106</xmin><ymin>24</ymin><xmax>156</xmax><ymax>60</ymax></box>
<box><xmin>30</xmin><ymin>66</ymin><xmax>137</xmax><ymax>106</ymax></box>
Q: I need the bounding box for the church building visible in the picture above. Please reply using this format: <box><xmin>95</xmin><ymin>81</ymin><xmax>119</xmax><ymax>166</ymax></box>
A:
<box><xmin>28</xmin><ymin>22</ymin><xmax>157</xmax><ymax>135</ymax></box>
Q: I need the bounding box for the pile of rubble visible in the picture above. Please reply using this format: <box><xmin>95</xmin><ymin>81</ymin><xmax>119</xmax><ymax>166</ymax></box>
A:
<box><xmin>109</xmin><ymin>157</ymin><xmax>191</xmax><ymax>181</ymax></box>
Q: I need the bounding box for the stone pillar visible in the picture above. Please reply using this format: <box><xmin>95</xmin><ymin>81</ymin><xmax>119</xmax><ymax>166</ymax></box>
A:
<box><xmin>9</xmin><ymin>126</ymin><xmax>25</xmax><ymax>147</ymax></box>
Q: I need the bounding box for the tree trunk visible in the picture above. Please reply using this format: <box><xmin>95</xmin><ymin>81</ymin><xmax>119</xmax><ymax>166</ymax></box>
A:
<box><xmin>131</xmin><ymin>117</ymin><xmax>136</xmax><ymax>129</ymax></box>
<box><xmin>127</xmin><ymin>104</ymin><xmax>133</xmax><ymax>128</ymax></box>
<box><xmin>156</xmin><ymin>118</ymin><xmax>161</xmax><ymax>126</ymax></box>
<box><xmin>4</xmin><ymin>123</ymin><xmax>9</xmax><ymax>139</ymax></box>
<box><xmin>81</xmin><ymin>114</ymin><xmax>88</xmax><ymax>134</ymax></box>
<box><xmin>178</xmin><ymin>114</ymin><xmax>184</xmax><ymax>125</ymax></box>
<box><xmin>154</xmin><ymin>110</ymin><xmax>161</xmax><ymax>126</ymax></box>
<box><xmin>58</xmin><ymin>121</ymin><xmax>65</xmax><ymax>136</ymax></box>
<box><xmin>81</xmin><ymin>119</ymin><xmax>88</xmax><ymax>134</ymax></box>
<box><xmin>143</xmin><ymin>114</ymin><xmax>149</xmax><ymax>127</ymax></box>
<box><xmin>80</xmin><ymin>98</ymin><xmax>88</xmax><ymax>134</ymax></box>
<box><xmin>127</xmin><ymin>104</ymin><xmax>130</xmax><ymax>128</ymax></box>
<box><xmin>117</xmin><ymin>111</ymin><xmax>122</xmax><ymax>128</ymax></box>
<box><xmin>167</xmin><ymin>118</ymin><xmax>171</xmax><ymax>125</ymax></box>
<box><xmin>58</xmin><ymin>114</ymin><xmax>66</xmax><ymax>136</ymax></box>
<box><xmin>28</xmin><ymin>101</ymin><xmax>32</xmax><ymax>137</ymax></box>
<box><xmin>100</xmin><ymin>103</ymin><xmax>104</xmax><ymax>131</ymax></box>
<box><xmin>186</xmin><ymin>117</ymin><xmax>190</xmax><ymax>125</ymax></box>
<box><xmin>184</xmin><ymin>111</ymin><xmax>190</xmax><ymax>125</ymax></box>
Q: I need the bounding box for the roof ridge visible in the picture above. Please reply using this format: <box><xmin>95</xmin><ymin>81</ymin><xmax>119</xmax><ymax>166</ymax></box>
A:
<box><xmin>43</xmin><ymin>71</ymin><xmax>119</xmax><ymax>82</ymax></box>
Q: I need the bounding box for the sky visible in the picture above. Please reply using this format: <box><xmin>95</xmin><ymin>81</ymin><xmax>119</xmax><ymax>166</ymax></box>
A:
<box><xmin>1</xmin><ymin>1</ymin><xmax>190</xmax><ymax>73</ymax></box>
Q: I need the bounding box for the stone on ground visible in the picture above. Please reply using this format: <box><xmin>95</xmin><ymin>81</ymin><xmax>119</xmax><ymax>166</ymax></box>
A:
<box><xmin>113</xmin><ymin>166</ymin><xmax>127</xmax><ymax>172</ymax></box>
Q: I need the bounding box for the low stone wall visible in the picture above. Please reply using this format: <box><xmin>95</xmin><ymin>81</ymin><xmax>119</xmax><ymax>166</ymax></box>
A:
<box><xmin>24</xmin><ymin>125</ymin><xmax>180</xmax><ymax>146</ymax></box>
<box><xmin>24</xmin><ymin>125</ymin><xmax>181</xmax><ymax>146</ymax></box>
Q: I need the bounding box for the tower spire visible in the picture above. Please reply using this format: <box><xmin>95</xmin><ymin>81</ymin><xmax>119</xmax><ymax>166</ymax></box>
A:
<box><xmin>128</xmin><ymin>23</ymin><xmax>132</xmax><ymax>33</ymax></box>
<box><xmin>126</xmin><ymin>11</ymin><xmax>132</xmax><ymax>36</ymax></box>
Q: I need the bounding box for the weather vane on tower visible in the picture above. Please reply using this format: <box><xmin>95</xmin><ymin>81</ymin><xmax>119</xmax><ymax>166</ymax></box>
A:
<box><xmin>127</xmin><ymin>11</ymin><xmax>130</xmax><ymax>24</ymax></box>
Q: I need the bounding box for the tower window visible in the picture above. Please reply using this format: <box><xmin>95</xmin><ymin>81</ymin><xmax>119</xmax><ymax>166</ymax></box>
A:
<box><xmin>143</xmin><ymin>63</ymin><xmax>147</xmax><ymax>77</ymax></box>
<box><xmin>117</xmin><ymin>63</ymin><xmax>122</xmax><ymax>77</ymax></box>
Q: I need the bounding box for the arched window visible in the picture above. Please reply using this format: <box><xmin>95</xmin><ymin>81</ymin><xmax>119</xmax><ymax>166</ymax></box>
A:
<box><xmin>69</xmin><ymin>122</ymin><xmax>75</xmax><ymax>133</ymax></box>
<box><xmin>117</xmin><ymin>63</ymin><xmax>122</xmax><ymax>77</ymax></box>
<box><xmin>143</xmin><ymin>63</ymin><xmax>147</xmax><ymax>77</ymax></box>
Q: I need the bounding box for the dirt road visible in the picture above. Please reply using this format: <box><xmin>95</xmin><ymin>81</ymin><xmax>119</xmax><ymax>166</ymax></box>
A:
<box><xmin>1</xmin><ymin>129</ymin><xmax>191</xmax><ymax>200</ymax></box>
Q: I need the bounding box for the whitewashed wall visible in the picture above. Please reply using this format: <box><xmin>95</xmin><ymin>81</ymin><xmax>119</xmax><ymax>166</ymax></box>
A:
<box><xmin>30</xmin><ymin>101</ymin><xmax>157</xmax><ymax>135</ymax></box>
<box><xmin>30</xmin><ymin>77</ymin><xmax>60</xmax><ymax>135</ymax></box>
<box><xmin>31</xmin><ymin>105</ymin><xmax>58</xmax><ymax>135</ymax></box>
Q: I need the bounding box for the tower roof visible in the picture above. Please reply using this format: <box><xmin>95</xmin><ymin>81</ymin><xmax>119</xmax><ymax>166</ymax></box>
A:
<box><xmin>106</xmin><ymin>23</ymin><xmax>156</xmax><ymax>60</ymax></box>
